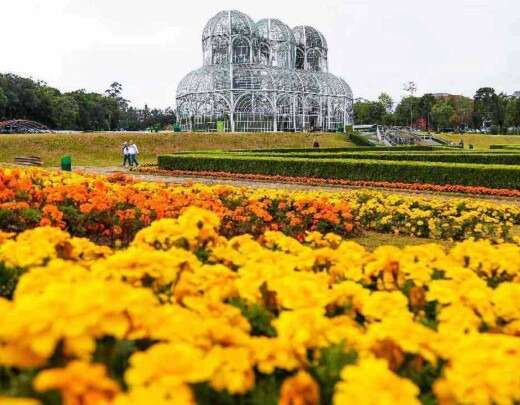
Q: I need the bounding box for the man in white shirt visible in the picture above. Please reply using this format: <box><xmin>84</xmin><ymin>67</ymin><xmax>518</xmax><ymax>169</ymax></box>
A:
<box><xmin>128</xmin><ymin>141</ymin><xmax>139</xmax><ymax>167</ymax></box>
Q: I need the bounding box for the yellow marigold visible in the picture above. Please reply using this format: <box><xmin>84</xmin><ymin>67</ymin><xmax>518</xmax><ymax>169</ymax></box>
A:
<box><xmin>0</xmin><ymin>227</ymin><xmax>69</xmax><ymax>269</ymax></box>
<box><xmin>493</xmin><ymin>283</ymin><xmax>520</xmax><ymax>325</ymax></box>
<box><xmin>250</xmin><ymin>337</ymin><xmax>301</xmax><ymax>374</ymax></box>
<box><xmin>333</xmin><ymin>358</ymin><xmax>420</xmax><ymax>405</ymax></box>
<box><xmin>360</xmin><ymin>291</ymin><xmax>411</xmax><ymax>322</ymax></box>
<box><xmin>279</xmin><ymin>371</ymin><xmax>320</xmax><ymax>405</ymax></box>
<box><xmin>92</xmin><ymin>247</ymin><xmax>200</xmax><ymax>289</ymax></box>
<box><xmin>434</xmin><ymin>333</ymin><xmax>520</xmax><ymax>405</ymax></box>
<box><xmin>125</xmin><ymin>343</ymin><xmax>216</xmax><ymax>388</ymax></box>
<box><xmin>132</xmin><ymin>207</ymin><xmax>222</xmax><ymax>251</ymax></box>
<box><xmin>173</xmin><ymin>264</ymin><xmax>238</xmax><ymax>303</ymax></box>
<box><xmin>274</xmin><ymin>309</ymin><xmax>330</xmax><ymax>359</ymax></box>
<box><xmin>0</xmin><ymin>277</ymin><xmax>159</xmax><ymax>367</ymax></box>
<box><xmin>206</xmin><ymin>346</ymin><xmax>255</xmax><ymax>394</ymax></box>
<box><xmin>366</xmin><ymin>317</ymin><xmax>439</xmax><ymax>365</ymax></box>
<box><xmin>34</xmin><ymin>361</ymin><xmax>119</xmax><ymax>405</ymax></box>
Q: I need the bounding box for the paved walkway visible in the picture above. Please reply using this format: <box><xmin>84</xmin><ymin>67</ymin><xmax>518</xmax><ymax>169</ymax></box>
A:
<box><xmin>76</xmin><ymin>166</ymin><xmax>520</xmax><ymax>205</ymax></box>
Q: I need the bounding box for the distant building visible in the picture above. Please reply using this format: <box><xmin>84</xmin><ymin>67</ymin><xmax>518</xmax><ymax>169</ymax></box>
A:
<box><xmin>514</xmin><ymin>91</ymin><xmax>520</xmax><ymax>98</ymax></box>
<box><xmin>431</xmin><ymin>93</ymin><xmax>451</xmax><ymax>99</ymax></box>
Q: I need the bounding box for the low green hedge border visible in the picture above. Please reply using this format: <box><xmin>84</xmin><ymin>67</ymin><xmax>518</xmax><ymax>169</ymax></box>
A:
<box><xmin>158</xmin><ymin>154</ymin><xmax>520</xmax><ymax>189</ymax></box>
<box><xmin>244</xmin><ymin>146</ymin><xmax>452</xmax><ymax>153</ymax></box>
<box><xmin>232</xmin><ymin>152</ymin><xmax>520</xmax><ymax>165</ymax></box>
<box><xmin>489</xmin><ymin>145</ymin><xmax>520</xmax><ymax>150</ymax></box>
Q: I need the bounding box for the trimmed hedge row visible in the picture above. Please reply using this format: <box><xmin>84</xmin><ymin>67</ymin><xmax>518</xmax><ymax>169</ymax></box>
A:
<box><xmin>489</xmin><ymin>144</ymin><xmax>520</xmax><ymax>150</ymax></box>
<box><xmin>158</xmin><ymin>154</ymin><xmax>520</xmax><ymax>189</ymax></box>
<box><xmin>234</xmin><ymin>152</ymin><xmax>520</xmax><ymax>165</ymax></box>
<box><xmin>348</xmin><ymin>132</ymin><xmax>375</xmax><ymax>146</ymax></box>
<box><xmin>245</xmin><ymin>145</ymin><xmax>452</xmax><ymax>153</ymax></box>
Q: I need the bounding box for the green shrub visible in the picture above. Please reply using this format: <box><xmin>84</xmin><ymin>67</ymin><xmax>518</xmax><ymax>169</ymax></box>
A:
<box><xmin>245</xmin><ymin>146</ymin><xmax>446</xmax><ymax>154</ymax></box>
<box><xmin>234</xmin><ymin>152</ymin><xmax>520</xmax><ymax>165</ymax></box>
<box><xmin>348</xmin><ymin>131</ymin><xmax>375</xmax><ymax>147</ymax></box>
<box><xmin>489</xmin><ymin>144</ymin><xmax>520</xmax><ymax>150</ymax></box>
<box><xmin>158</xmin><ymin>154</ymin><xmax>520</xmax><ymax>189</ymax></box>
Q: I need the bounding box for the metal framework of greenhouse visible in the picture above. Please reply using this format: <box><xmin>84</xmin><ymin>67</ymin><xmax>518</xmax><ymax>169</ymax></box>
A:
<box><xmin>0</xmin><ymin>120</ymin><xmax>51</xmax><ymax>133</ymax></box>
<box><xmin>176</xmin><ymin>10</ymin><xmax>354</xmax><ymax>132</ymax></box>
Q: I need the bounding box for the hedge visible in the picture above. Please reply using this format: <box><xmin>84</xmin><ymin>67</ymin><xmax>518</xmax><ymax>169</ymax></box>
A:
<box><xmin>233</xmin><ymin>152</ymin><xmax>520</xmax><ymax>165</ymax></box>
<box><xmin>245</xmin><ymin>145</ymin><xmax>451</xmax><ymax>153</ymax></box>
<box><xmin>489</xmin><ymin>144</ymin><xmax>520</xmax><ymax>150</ymax></box>
<box><xmin>348</xmin><ymin>132</ymin><xmax>376</xmax><ymax>146</ymax></box>
<box><xmin>158</xmin><ymin>154</ymin><xmax>520</xmax><ymax>189</ymax></box>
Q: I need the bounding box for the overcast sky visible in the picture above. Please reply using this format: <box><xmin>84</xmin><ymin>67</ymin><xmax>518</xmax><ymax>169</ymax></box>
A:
<box><xmin>1</xmin><ymin>0</ymin><xmax>519</xmax><ymax>108</ymax></box>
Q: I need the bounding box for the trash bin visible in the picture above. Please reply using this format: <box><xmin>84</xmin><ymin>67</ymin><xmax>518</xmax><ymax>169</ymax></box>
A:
<box><xmin>61</xmin><ymin>156</ymin><xmax>72</xmax><ymax>171</ymax></box>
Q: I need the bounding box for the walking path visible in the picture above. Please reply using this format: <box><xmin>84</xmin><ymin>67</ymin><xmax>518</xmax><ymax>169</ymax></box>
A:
<box><xmin>77</xmin><ymin>166</ymin><xmax>520</xmax><ymax>205</ymax></box>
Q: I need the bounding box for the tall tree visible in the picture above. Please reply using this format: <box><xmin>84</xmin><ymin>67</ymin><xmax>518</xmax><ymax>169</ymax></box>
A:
<box><xmin>473</xmin><ymin>87</ymin><xmax>497</xmax><ymax>129</ymax></box>
<box><xmin>378</xmin><ymin>92</ymin><xmax>394</xmax><ymax>113</ymax></box>
<box><xmin>0</xmin><ymin>87</ymin><xmax>7</xmax><ymax>118</ymax></box>
<box><xmin>402</xmin><ymin>81</ymin><xmax>418</xmax><ymax>126</ymax></box>
<box><xmin>431</xmin><ymin>100</ymin><xmax>455</xmax><ymax>131</ymax></box>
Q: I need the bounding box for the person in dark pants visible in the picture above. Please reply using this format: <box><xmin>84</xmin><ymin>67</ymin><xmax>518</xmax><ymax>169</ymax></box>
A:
<box><xmin>128</xmin><ymin>140</ymin><xmax>139</xmax><ymax>168</ymax></box>
<box><xmin>122</xmin><ymin>142</ymin><xmax>131</xmax><ymax>167</ymax></box>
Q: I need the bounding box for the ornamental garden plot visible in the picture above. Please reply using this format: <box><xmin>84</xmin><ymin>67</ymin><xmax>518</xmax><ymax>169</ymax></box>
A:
<box><xmin>0</xmin><ymin>168</ymin><xmax>519</xmax><ymax>405</ymax></box>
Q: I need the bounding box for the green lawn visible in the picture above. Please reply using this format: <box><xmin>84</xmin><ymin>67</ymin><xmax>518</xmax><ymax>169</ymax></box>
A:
<box><xmin>438</xmin><ymin>133</ymin><xmax>520</xmax><ymax>149</ymax></box>
<box><xmin>0</xmin><ymin>132</ymin><xmax>353</xmax><ymax>167</ymax></box>
<box><xmin>352</xmin><ymin>231</ymin><xmax>453</xmax><ymax>250</ymax></box>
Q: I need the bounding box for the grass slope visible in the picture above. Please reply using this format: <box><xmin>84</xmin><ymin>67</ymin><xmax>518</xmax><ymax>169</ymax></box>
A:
<box><xmin>438</xmin><ymin>133</ymin><xmax>520</xmax><ymax>149</ymax></box>
<box><xmin>0</xmin><ymin>132</ymin><xmax>353</xmax><ymax>167</ymax></box>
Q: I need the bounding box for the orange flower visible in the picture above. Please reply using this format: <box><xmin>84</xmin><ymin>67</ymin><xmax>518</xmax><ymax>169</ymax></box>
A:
<box><xmin>279</xmin><ymin>371</ymin><xmax>320</xmax><ymax>405</ymax></box>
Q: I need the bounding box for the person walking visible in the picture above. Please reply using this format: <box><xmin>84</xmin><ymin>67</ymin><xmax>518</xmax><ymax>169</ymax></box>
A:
<box><xmin>121</xmin><ymin>142</ymin><xmax>131</xmax><ymax>167</ymax></box>
<box><xmin>128</xmin><ymin>140</ymin><xmax>139</xmax><ymax>168</ymax></box>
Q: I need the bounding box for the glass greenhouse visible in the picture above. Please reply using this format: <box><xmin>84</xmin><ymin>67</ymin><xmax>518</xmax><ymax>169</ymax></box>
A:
<box><xmin>176</xmin><ymin>10</ymin><xmax>354</xmax><ymax>132</ymax></box>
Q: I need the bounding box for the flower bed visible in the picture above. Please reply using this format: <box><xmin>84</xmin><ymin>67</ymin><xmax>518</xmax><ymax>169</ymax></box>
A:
<box><xmin>0</xmin><ymin>208</ymin><xmax>519</xmax><ymax>404</ymax></box>
<box><xmin>142</xmin><ymin>166</ymin><xmax>520</xmax><ymax>198</ymax></box>
<box><xmin>0</xmin><ymin>168</ymin><xmax>518</xmax><ymax>244</ymax></box>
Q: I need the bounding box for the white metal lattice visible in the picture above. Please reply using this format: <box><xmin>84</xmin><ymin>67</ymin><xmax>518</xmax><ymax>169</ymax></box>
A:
<box><xmin>177</xmin><ymin>10</ymin><xmax>354</xmax><ymax>132</ymax></box>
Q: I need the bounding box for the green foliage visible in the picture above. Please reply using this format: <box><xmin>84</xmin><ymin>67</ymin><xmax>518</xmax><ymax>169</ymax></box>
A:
<box><xmin>348</xmin><ymin>131</ymin><xmax>375</xmax><ymax>146</ymax></box>
<box><xmin>229</xmin><ymin>298</ymin><xmax>277</xmax><ymax>337</ymax></box>
<box><xmin>0</xmin><ymin>367</ymin><xmax>61</xmax><ymax>405</ymax></box>
<box><xmin>244</xmin><ymin>151</ymin><xmax>520</xmax><ymax>165</ymax></box>
<box><xmin>92</xmin><ymin>337</ymin><xmax>151</xmax><ymax>389</ymax></box>
<box><xmin>0</xmin><ymin>73</ymin><xmax>176</xmax><ymax>131</ymax></box>
<box><xmin>310</xmin><ymin>342</ymin><xmax>358</xmax><ymax>405</ymax></box>
<box><xmin>398</xmin><ymin>357</ymin><xmax>445</xmax><ymax>405</ymax></box>
<box><xmin>158</xmin><ymin>152</ymin><xmax>520</xmax><ymax>189</ymax></box>
<box><xmin>194</xmin><ymin>373</ymin><xmax>283</xmax><ymax>405</ymax></box>
<box><xmin>353</xmin><ymin>99</ymin><xmax>386</xmax><ymax>125</ymax></box>
<box><xmin>431</xmin><ymin>100</ymin><xmax>455</xmax><ymax>130</ymax></box>
<box><xmin>0</xmin><ymin>263</ymin><xmax>24</xmax><ymax>299</ymax></box>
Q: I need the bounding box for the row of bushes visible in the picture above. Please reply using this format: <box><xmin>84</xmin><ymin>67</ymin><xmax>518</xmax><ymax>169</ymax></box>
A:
<box><xmin>235</xmin><ymin>152</ymin><xmax>520</xmax><ymax>165</ymax></box>
<box><xmin>489</xmin><ymin>144</ymin><xmax>520</xmax><ymax>150</ymax></box>
<box><xmin>158</xmin><ymin>153</ymin><xmax>520</xmax><ymax>189</ymax></box>
<box><xmin>245</xmin><ymin>145</ymin><xmax>451</xmax><ymax>153</ymax></box>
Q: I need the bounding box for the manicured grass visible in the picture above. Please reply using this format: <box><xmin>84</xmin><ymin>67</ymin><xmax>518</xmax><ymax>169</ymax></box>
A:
<box><xmin>0</xmin><ymin>132</ymin><xmax>353</xmax><ymax>167</ymax></box>
<box><xmin>354</xmin><ymin>225</ymin><xmax>520</xmax><ymax>250</ymax></box>
<box><xmin>353</xmin><ymin>231</ymin><xmax>453</xmax><ymax>250</ymax></box>
<box><xmin>437</xmin><ymin>133</ymin><xmax>520</xmax><ymax>149</ymax></box>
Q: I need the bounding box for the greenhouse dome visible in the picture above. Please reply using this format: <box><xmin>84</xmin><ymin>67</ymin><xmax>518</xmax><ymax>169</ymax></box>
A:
<box><xmin>177</xmin><ymin>10</ymin><xmax>353</xmax><ymax>132</ymax></box>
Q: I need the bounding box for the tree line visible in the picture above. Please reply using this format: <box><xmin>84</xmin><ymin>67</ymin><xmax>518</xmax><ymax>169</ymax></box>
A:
<box><xmin>354</xmin><ymin>86</ymin><xmax>520</xmax><ymax>134</ymax></box>
<box><xmin>0</xmin><ymin>74</ymin><xmax>176</xmax><ymax>131</ymax></box>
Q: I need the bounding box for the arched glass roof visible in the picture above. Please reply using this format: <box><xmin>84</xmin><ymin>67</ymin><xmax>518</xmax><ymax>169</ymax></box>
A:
<box><xmin>202</xmin><ymin>10</ymin><xmax>257</xmax><ymax>40</ymax></box>
<box><xmin>293</xmin><ymin>25</ymin><xmax>328</xmax><ymax>50</ymax></box>
<box><xmin>178</xmin><ymin>65</ymin><xmax>352</xmax><ymax>98</ymax></box>
<box><xmin>256</xmin><ymin>18</ymin><xmax>295</xmax><ymax>43</ymax></box>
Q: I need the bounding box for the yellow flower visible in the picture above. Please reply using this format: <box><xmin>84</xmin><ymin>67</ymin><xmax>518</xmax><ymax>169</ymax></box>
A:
<box><xmin>334</xmin><ymin>358</ymin><xmax>420</xmax><ymax>405</ymax></box>
<box><xmin>34</xmin><ymin>361</ymin><xmax>120</xmax><ymax>405</ymax></box>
